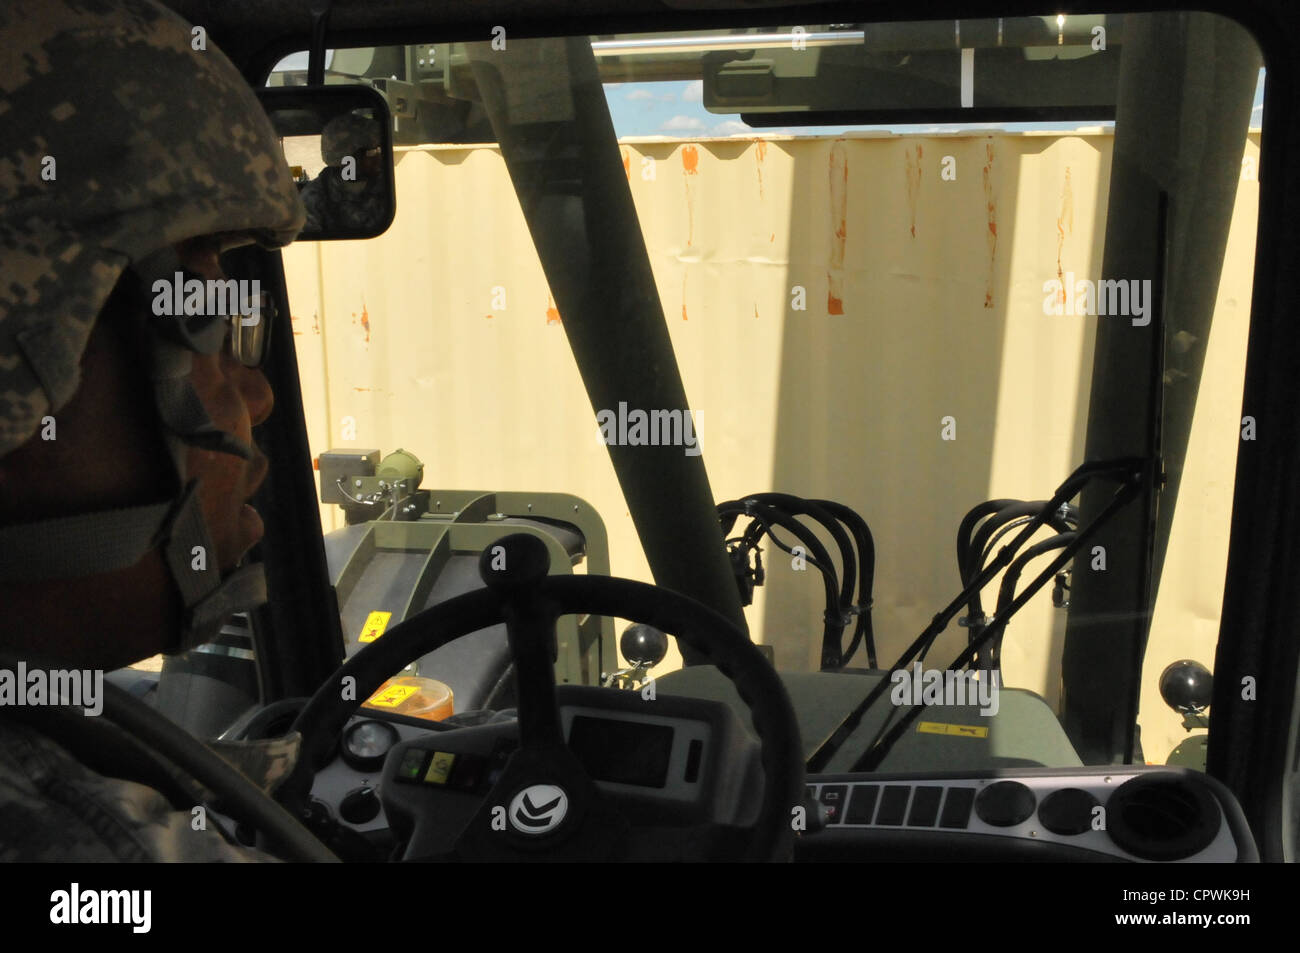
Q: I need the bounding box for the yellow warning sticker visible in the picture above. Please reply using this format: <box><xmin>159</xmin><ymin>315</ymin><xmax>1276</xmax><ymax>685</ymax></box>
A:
<box><xmin>424</xmin><ymin>752</ymin><xmax>456</xmax><ymax>785</ymax></box>
<box><xmin>918</xmin><ymin>721</ymin><xmax>988</xmax><ymax>739</ymax></box>
<box><xmin>366</xmin><ymin>684</ymin><xmax>419</xmax><ymax>708</ymax></box>
<box><xmin>358</xmin><ymin>611</ymin><xmax>392</xmax><ymax>643</ymax></box>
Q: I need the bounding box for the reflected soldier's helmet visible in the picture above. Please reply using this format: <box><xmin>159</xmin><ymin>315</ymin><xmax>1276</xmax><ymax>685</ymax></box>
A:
<box><xmin>320</xmin><ymin>111</ymin><xmax>382</xmax><ymax>167</ymax></box>
<box><xmin>0</xmin><ymin>0</ymin><xmax>305</xmax><ymax>649</ymax></box>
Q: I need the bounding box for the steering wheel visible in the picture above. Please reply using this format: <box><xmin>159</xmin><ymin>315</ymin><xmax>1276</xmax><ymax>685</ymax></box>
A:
<box><xmin>284</xmin><ymin>532</ymin><xmax>805</xmax><ymax>862</ymax></box>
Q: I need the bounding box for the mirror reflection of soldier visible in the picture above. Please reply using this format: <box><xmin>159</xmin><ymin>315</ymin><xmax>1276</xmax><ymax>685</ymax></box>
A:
<box><xmin>300</xmin><ymin>112</ymin><xmax>387</xmax><ymax>234</ymax></box>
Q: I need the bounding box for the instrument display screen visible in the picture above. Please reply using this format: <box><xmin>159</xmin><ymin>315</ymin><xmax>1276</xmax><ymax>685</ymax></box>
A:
<box><xmin>568</xmin><ymin>715</ymin><xmax>674</xmax><ymax>788</ymax></box>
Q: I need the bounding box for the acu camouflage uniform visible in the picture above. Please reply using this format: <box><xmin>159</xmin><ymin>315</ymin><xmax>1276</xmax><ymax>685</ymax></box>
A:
<box><xmin>0</xmin><ymin>0</ymin><xmax>307</xmax><ymax>860</ymax></box>
<box><xmin>0</xmin><ymin>717</ymin><xmax>300</xmax><ymax>862</ymax></box>
<box><xmin>300</xmin><ymin>113</ymin><xmax>387</xmax><ymax>233</ymax></box>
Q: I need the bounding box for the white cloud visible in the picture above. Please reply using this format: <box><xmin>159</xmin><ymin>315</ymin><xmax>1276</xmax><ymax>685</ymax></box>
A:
<box><xmin>683</xmin><ymin>80</ymin><xmax>704</xmax><ymax>103</ymax></box>
<box><xmin>711</xmin><ymin>119</ymin><xmax>753</xmax><ymax>137</ymax></box>
<box><xmin>661</xmin><ymin>114</ymin><xmax>706</xmax><ymax>131</ymax></box>
<box><xmin>626</xmin><ymin>89</ymin><xmax>655</xmax><ymax>101</ymax></box>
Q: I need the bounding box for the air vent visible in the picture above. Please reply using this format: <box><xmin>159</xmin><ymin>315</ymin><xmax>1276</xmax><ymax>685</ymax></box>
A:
<box><xmin>1105</xmin><ymin>774</ymin><xmax>1221</xmax><ymax>860</ymax></box>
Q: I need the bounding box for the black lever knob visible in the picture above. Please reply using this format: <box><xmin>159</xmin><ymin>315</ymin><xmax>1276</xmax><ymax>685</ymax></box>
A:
<box><xmin>620</xmin><ymin>623</ymin><xmax>669</xmax><ymax>667</ymax></box>
<box><xmin>1159</xmin><ymin>659</ymin><xmax>1213</xmax><ymax>714</ymax></box>
<box><xmin>478</xmin><ymin>533</ymin><xmax>552</xmax><ymax>592</ymax></box>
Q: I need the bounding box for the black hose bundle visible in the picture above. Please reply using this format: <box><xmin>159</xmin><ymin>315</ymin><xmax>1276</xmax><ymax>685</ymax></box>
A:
<box><xmin>718</xmin><ymin>493</ymin><xmax>877</xmax><ymax>670</ymax></box>
<box><xmin>952</xmin><ymin>499</ymin><xmax>1079</xmax><ymax>672</ymax></box>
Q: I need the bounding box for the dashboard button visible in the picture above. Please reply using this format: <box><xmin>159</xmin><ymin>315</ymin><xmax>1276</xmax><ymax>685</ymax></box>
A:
<box><xmin>876</xmin><ymin>785</ymin><xmax>911</xmax><ymax>825</ymax></box>
<box><xmin>845</xmin><ymin>785</ymin><xmax>878</xmax><ymax>825</ymax></box>
<box><xmin>939</xmin><ymin>787</ymin><xmax>976</xmax><ymax>828</ymax></box>
<box><xmin>818</xmin><ymin>784</ymin><xmax>848</xmax><ymax>824</ymax></box>
<box><xmin>907</xmin><ymin>786</ymin><xmax>943</xmax><ymax>827</ymax></box>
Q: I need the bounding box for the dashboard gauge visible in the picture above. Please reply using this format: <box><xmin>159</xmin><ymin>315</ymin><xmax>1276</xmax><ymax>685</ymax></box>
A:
<box><xmin>342</xmin><ymin>719</ymin><xmax>400</xmax><ymax>772</ymax></box>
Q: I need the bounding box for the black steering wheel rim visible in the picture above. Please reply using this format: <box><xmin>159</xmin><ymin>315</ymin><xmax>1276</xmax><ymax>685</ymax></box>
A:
<box><xmin>288</xmin><ymin>572</ymin><xmax>804</xmax><ymax>861</ymax></box>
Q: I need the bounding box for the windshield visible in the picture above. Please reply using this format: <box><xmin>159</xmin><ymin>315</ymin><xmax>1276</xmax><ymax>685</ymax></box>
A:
<box><xmin>268</xmin><ymin>12</ymin><xmax>1263</xmax><ymax>774</ymax></box>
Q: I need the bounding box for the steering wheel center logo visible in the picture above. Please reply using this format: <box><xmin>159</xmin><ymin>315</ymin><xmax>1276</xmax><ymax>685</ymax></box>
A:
<box><xmin>508</xmin><ymin>784</ymin><xmax>568</xmax><ymax>835</ymax></box>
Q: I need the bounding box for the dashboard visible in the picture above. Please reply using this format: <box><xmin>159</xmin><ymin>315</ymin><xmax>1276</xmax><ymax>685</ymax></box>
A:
<box><xmin>797</xmin><ymin>766</ymin><xmax>1256</xmax><ymax>862</ymax></box>
<box><xmin>290</xmin><ymin>680</ymin><xmax>1254</xmax><ymax>862</ymax></box>
<box><xmin>303</xmin><ymin>684</ymin><xmax>763</xmax><ymax>860</ymax></box>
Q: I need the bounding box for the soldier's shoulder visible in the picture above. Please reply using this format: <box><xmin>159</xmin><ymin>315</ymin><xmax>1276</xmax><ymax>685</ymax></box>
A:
<box><xmin>0</xmin><ymin>718</ymin><xmax>272</xmax><ymax>862</ymax></box>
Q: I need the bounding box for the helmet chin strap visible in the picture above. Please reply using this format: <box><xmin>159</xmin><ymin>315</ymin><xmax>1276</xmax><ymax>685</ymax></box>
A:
<box><xmin>149</xmin><ymin>333</ymin><xmax>267</xmax><ymax>654</ymax></box>
<box><xmin>0</xmin><ymin>260</ymin><xmax>269</xmax><ymax>655</ymax></box>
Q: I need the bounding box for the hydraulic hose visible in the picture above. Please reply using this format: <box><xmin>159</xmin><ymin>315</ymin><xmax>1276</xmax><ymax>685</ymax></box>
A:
<box><xmin>717</xmin><ymin>498</ymin><xmax>847</xmax><ymax>668</ymax></box>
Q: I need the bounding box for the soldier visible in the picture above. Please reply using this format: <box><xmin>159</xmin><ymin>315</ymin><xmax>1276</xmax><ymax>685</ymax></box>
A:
<box><xmin>300</xmin><ymin>111</ymin><xmax>388</xmax><ymax>234</ymax></box>
<box><xmin>0</xmin><ymin>0</ymin><xmax>307</xmax><ymax>860</ymax></box>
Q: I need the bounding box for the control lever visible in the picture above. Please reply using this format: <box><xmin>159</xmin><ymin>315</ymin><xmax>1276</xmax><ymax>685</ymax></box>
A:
<box><xmin>1159</xmin><ymin>659</ymin><xmax>1212</xmax><ymax>730</ymax></box>
<box><xmin>603</xmin><ymin>624</ymin><xmax>669</xmax><ymax>689</ymax></box>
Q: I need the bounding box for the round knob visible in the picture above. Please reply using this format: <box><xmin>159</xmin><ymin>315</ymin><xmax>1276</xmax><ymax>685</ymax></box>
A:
<box><xmin>1159</xmin><ymin>660</ymin><xmax>1213</xmax><ymax>714</ymax></box>
<box><xmin>1038</xmin><ymin>787</ymin><xmax>1100</xmax><ymax>836</ymax></box>
<box><xmin>478</xmin><ymin>533</ymin><xmax>551</xmax><ymax>592</ymax></box>
<box><xmin>974</xmin><ymin>781</ymin><xmax>1036</xmax><ymax>827</ymax></box>
<box><xmin>339</xmin><ymin>785</ymin><xmax>382</xmax><ymax>825</ymax></box>
<box><xmin>620</xmin><ymin>624</ymin><xmax>669</xmax><ymax>667</ymax></box>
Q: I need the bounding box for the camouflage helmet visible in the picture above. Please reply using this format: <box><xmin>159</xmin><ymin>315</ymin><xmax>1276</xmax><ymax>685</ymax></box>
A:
<box><xmin>320</xmin><ymin>111</ymin><xmax>382</xmax><ymax>167</ymax></box>
<box><xmin>0</xmin><ymin>0</ymin><xmax>305</xmax><ymax>460</ymax></box>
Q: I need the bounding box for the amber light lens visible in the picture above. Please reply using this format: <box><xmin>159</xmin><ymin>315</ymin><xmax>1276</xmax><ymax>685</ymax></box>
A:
<box><xmin>361</xmin><ymin>675</ymin><xmax>454</xmax><ymax>722</ymax></box>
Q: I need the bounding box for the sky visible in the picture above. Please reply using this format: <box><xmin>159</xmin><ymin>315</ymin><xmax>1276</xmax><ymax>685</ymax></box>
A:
<box><xmin>602</xmin><ymin>69</ymin><xmax>1268</xmax><ymax>139</ymax></box>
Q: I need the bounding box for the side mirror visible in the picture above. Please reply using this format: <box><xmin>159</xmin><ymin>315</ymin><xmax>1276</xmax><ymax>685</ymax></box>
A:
<box><xmin>258</xmin><ymin>85</ymin><xmax>396</xmax><ymax>241</ymax></box>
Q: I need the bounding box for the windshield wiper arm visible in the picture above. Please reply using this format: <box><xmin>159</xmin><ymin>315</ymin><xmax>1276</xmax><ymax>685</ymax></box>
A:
<box><xmin>981</xmin><ymin>530</ymin><xmax>1077</xmax><ymax>672</ymax></box>
<box><xmin>848</xmin><ymin>465</ymin><xmax>1149</xmax><ymax>773</ymax></box>
<box><xmin>804</xmin><ymin>456</ymin><xmax>1150</xmax><ymax>774</ymax></box>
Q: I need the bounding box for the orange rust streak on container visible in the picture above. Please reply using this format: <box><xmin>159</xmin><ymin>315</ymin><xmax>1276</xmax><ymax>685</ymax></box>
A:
<box><xmin>622</xmin><ymin>149</ymin><xmax>631</xmax><ymax>180</ymax></box>
<box><xmin>682</xmin><ymin>145</ymin><xmax>699</xmax><ymax>247</ymax></box>
<box><xmin>1056</xmin><ymin>166</ymin><xmax>1074</xmax><ymax>307</ymax></box>
<box><xmin>546</xmin><ymin>295</ymin><xmax>561</xmax><ymax>325</ymax></box>
<box><xmin>755</xmin><ymin>139</ymin><xmax>766</xmax><ymax>199</ymax></box>
<box><xmin>360</xmin><ymin>305</ymin><xmax>371</xmax><ymax>343</ymax></box>
<box><xmin>828</xmin><ymin>140</ymin><xmax>848</xmax><ymax>315</ymax></box>
<box><xmin>905</xmin><ymin>143</ymin><xmax>922</xmax><ymax>239</ymax></box>
<box><xmin>984</xmin><ymin>142</ymin><xmax>997</xmax><ymax>309</ymax></box>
